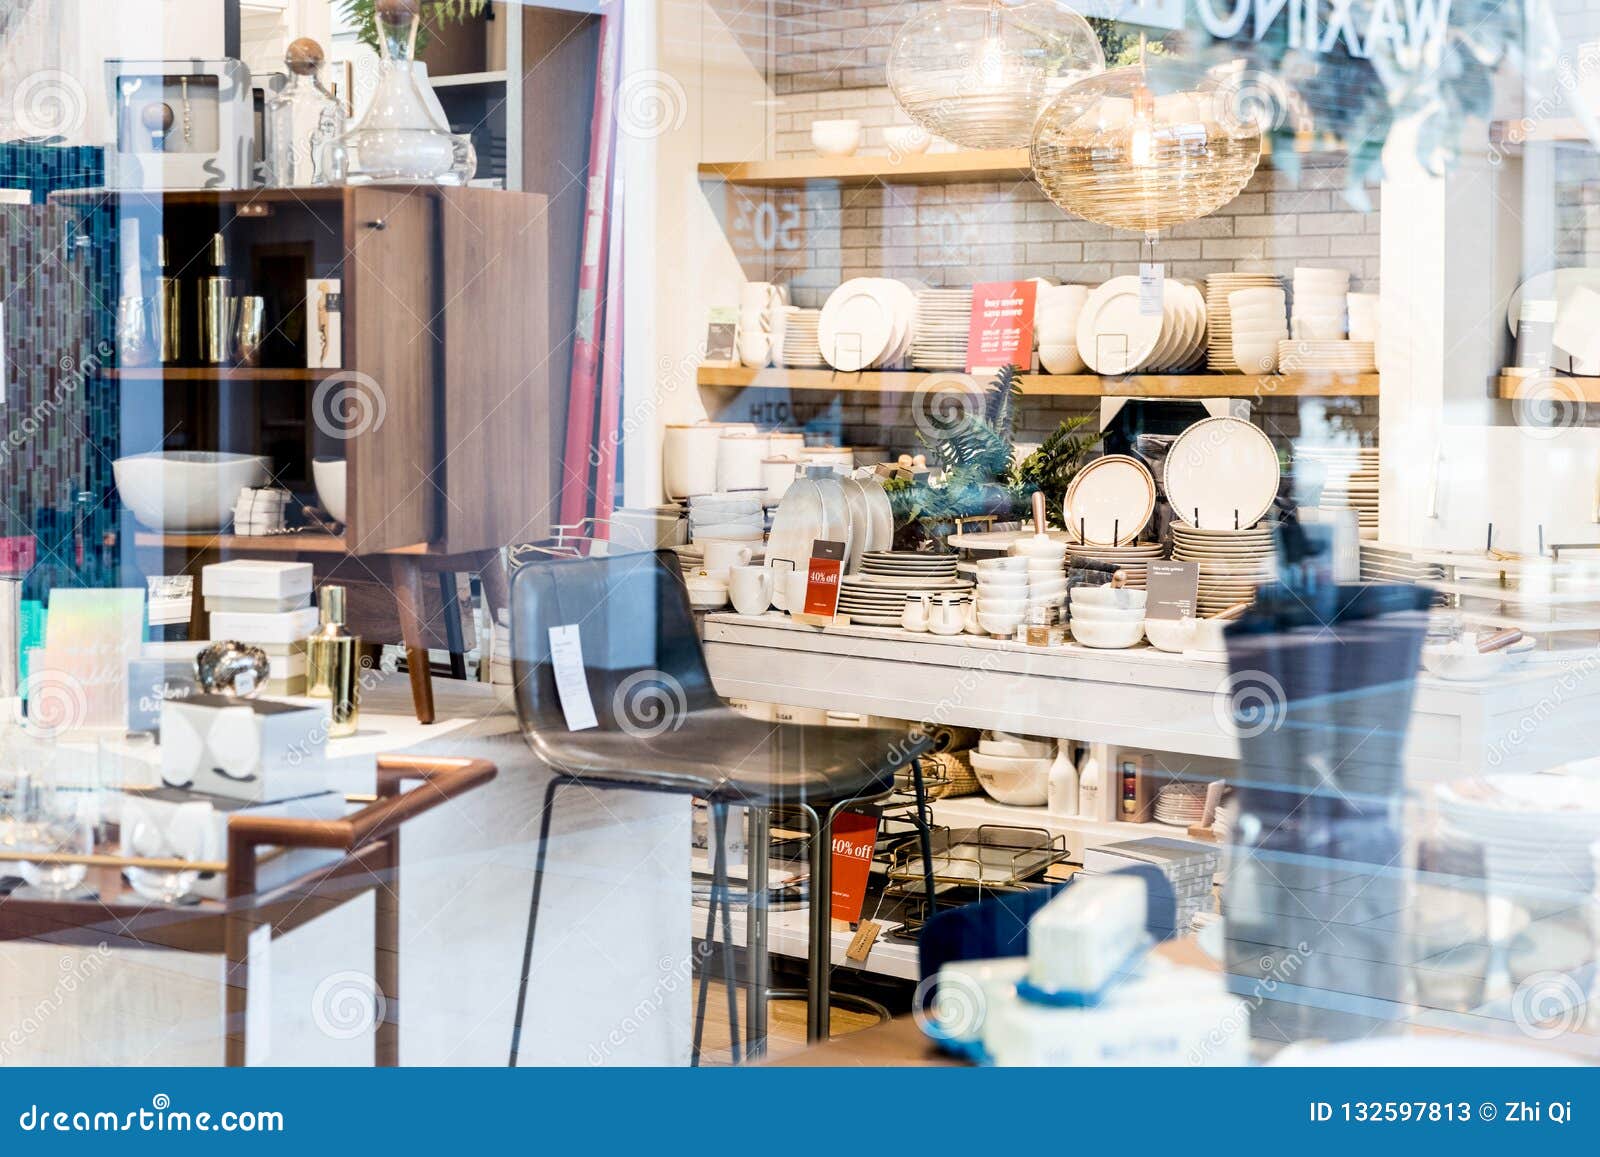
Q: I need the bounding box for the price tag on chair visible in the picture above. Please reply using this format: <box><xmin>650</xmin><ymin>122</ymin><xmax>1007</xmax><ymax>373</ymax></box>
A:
<box><xmin>547</xmin><ymin>624</ymin><xmax>598</xmax><ymax>731</ymax></box>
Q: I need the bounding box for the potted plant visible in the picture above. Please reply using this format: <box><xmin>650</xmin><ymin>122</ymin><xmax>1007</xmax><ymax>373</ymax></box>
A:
<box><xmin>339</xmin><ymin>0</ymin><xmax>493</xmax><ymax>75</ymax></box>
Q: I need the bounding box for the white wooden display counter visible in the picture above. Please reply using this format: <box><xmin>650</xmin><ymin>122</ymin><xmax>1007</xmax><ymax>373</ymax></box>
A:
<box><xmin>703</xmin><ymin>612</ymin><xmax>1600</xmax><ymax>785</ymax></box>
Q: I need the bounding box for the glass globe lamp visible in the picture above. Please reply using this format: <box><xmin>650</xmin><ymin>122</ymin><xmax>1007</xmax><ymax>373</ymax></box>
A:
<box><xmin>887</xmin><ymin>0</ymin><xmax>1105</xmax><ymax>150</ymax></box>
<box><xmin>1030</xmin><ymin>63</ymin><xmax>1263</xmax><ymax>239</ymax></box>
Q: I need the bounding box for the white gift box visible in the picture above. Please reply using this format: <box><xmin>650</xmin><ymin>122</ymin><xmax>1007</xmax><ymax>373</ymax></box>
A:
<box><xmin>201</xmin><ymin>560</ymin><xmax>314</xmax><ymax>601</ymax></box>
<box><xmin>207</xmin><ymin>606</ymin><xmax>319</xmax><ymax>645</ymax></box>
<box><xmin>159</xmin><ymin>694</ymin><xmax>335</xmax><ymax>802</ymax></box>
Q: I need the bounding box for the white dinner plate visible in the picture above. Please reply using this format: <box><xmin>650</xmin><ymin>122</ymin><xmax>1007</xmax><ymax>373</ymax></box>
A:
<box><xmin>1165</xmin><ymin>417</ymin><xmax>1280</xmax><ymax>531</ymax></box>
<box><xmin>1077</xmin><ymin>276</ymin><xmax>1163</xmax><ymax>375</ymax></box>
<box><xmin>1062</xmin><ymin>454</ymin><xmax>1156</xmax><ymax>546</ymax></box>
<box><xmin>820</xmin><ymin>279</ymin><xmax>893</xmax><ymax>372</ymax></box>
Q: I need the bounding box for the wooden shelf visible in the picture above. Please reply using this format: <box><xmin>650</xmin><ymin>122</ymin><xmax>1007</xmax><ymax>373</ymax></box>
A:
<box><xmin>698</xmin><ymin>149</ymin><xmax>1034</xmax><ymax>188</ymax></box>
<box><xmin>1497</xmin><ymin>371</ymin><xmax>1600</xmax><ymax>402</ymax></box>
<box><xmin>1489</xmin><ymin>118</ymin><xmax>1593</xmax><ymax>148</ymax></box>
<box><xmin>431</xmin><ymin>69</ymin><xmax>509</xmax><ymax>88</ymax></box>
<box><xmin>696</xmin><ymin>365</ymin><xmax>1379</xmax><ymax>397</ymax></box>
<box><xmin>50</xmin><ymin>187</ymin><xmax>351</xmax><ymax>207</ymax></box>
<box><xmin>106</xmin><ymin>366</ymin><xmax>333</xmax><ymax>382</ymax></box>
<box><xmin>133</xmin><ymin>531</ymin><xmax>430</xmax><ymax>556</ymax></box>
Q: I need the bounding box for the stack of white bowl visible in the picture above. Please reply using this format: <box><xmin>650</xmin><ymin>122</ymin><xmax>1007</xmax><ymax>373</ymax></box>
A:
<box><xmin>774</xmin><ymin>307</ymin><xmax>824</xmax><ymax>367</ymax></box>
<box><xmin>1346</xmin><ymin>292</ymin><xmax>1379</xmax><ymax>342</ymax></box>
<box><xmin>973</xmin><ymin>556</ymin><xmax>1028</xmax><ymax>637</ymax></box>
<box><xmin>1290</xmin><ymin>267</ymin><xmax>1350</xmax><ymax>339</ymax></box>
<box><xmin>969</xmin><ymin>731</ymin><xmax>1055</xmax><ymax>806</ymax></box>
<box><xmin>739</xmin><ymin>281</ymin><xmax>787</xmax><ymax>368</ymax></box>
<box><xmin>1011</xmin><ymin>534</ymin><xmax>1069</xmax><ymax>621</ymax></box>
<box><xmin>1205</xmin><ymin>273</ymin><xmax>1283</xmax><ymax>370</ymax></box>
<box><xmin>1228</xmin><ymin>287</ymin><xmax>1289</xmax><ymax>373</ymax></box>
<box><xmin>687</xmin><ymin>492</ymin><xmax>764</xmax><ymax>542</ymax></box>
<box><xmin>1036</xmin><ymin>284</ymin><xmax>1088</xmax><ymax>374</ymax></box>
<box><xmin>1436</xmin><ymin>774</ymin><xmax>1600</xmax><ymax>898</ymax></box>
<box><xmin>1068</xmin><ymin>583</ymin><xmax>1147</xmax><ymax>649</ymax></box>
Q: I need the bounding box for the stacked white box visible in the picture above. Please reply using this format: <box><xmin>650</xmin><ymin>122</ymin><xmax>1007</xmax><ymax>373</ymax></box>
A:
<box><xmin>200</xmin><ymin>561</ymin><xmax>316</xmax><ymax>694</ymax></box>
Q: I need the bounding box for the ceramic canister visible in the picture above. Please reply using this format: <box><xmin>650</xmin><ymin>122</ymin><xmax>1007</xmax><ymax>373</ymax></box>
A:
<box><xmin>768</xmin><ymin>431</ymin><xmax>806</xmax><ymax>458</ymax></box>
<box><xmin>663</xmin><ymin>423</ymin><xmax>721</xmax><ymax>499</ymax></box>
<box><xmin>716</xmin><ymin>432</ymin><xmax>771</xmax><ymax>492</ymax></box>
<box><xmin>801</xmin><ymin>445</ymin><xmax>854</xmax><ymax>472</ymax></box>
<box><xmin>762</xmin><ymin>457</ymin><xmax>800</xmax><ymax>507</ymax></box>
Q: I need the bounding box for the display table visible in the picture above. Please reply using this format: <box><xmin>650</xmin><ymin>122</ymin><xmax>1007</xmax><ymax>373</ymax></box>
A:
<box><xmin>703</xmin><ymin>612</ymin><xmax>1599</xmax><ymax>782</ymax></box>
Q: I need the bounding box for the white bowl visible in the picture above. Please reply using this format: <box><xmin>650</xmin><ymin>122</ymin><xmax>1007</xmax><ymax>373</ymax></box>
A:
<box><xmin>113</xmin><ymin>451</ymin><xmax>270</xmax><ymax>532</ymax></box>
<box><xmin>1069</xmin><ymin>603</ymin><xmax>1146</xmax><ymax>623</ymax></box>
<box><xmin>811</xmin><ymin>119</ymin><xmax>862</xmax><ymax>157</ymax></box>
<box><xmin>1143</xmin><ymin>616</ymin><xmax>1197</xmax><ymax>652</ymax></box>
<box><xmin>1012</xmin><ymin>536</ymin><xmax>1068</xmax><ymax>561</ymax></box>
<box><xmin>977</xmin><ymin>571</ymin><xmax>1029</xmax><ymax>589</ymax></box>
<box><xmin>1070</xmin><ymin>617</ymin><xmax>1146</xmax><ymax>649</ymax></box>
<box><xmin>1039</xmin><ymin>343</ymin><xmax>1086</xmax><ymax>375</ymax></box>
<box><xmin>969</xmin><ymin>751</ymin><xmax>1052</xmax><ymax>806</ymax></box>
<box><xmin>976</xmin><ymin>556</ymin><xmax>1028</xmax><ymax>573</ymax></box>
<box><xmin>1028</xmin><ymin>580</ymin><xmax>1068</xmax><ymax>600</ymax></box>
<box><xmin>1421</xmin><ymin>638</ymin><xmax>1535</xmax><ymax>681</ymax></box>
<box><xmin>1071</xmin><ymin>585</ymin><xmax>1147</xmax><ymax>610</ymax></box>
<box><xmin>1190</xmin><ymin>619</ymin><xmax>1230</xmax><ymax>652</ymax></box>
<box><xmin>884</xmin><ymin>124</ymin><xmax>931</xmax><ymax>156</ymax></box>
<box><xmin>977</xmin><ymin>611</ymin><xmax>1023</xmax><ymax>635</ymax></box>
<box><xmin>311</xmin><ymin>456</ymin><xmax>347</xmax><ymax>524</ymax></box>
<box><xmin>979</xmin><ymin>733</ymin><xmax>1055</xmax><ymax>759</ymax></box>
<box><xmin>978</xmin><ymin>597</ymin><xmax>1027</xmax><ymax>616</ymax></box>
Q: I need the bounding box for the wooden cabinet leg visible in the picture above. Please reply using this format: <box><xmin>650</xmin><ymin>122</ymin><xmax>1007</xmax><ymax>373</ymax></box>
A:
<box><xmin>478</xmin><ymin>548</ymin><xmax>511</xmax><ymax>629</ymax></box>
<box><xmin>390</xmin><ymin>559</ymin><xmax>435</xmax><ymax>724</ymax></box>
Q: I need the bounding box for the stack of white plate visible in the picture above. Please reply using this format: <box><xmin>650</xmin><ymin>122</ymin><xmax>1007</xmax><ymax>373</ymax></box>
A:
<box><xmin>1205</xmin><ymin>273</ymin><xmax>1283</xmax><ymax>371</ymax></box>
<box><xmin>1436</xmin><ymin>775</ymin><xmax>1600</xmax><ymax>897</ymax></box>
<box><xmin>1164</xmin><ymin>416</ymin><xmax>1281</xmax><ymax>532</ymax></box>
<box><xmin>1359</xmin><ymin>542</ymin><xmax>1444</xmax><ymax>587</ymax></box>
<box><xmin>1155</xmin><ymin>781</ymin><xmax>1208</xmax><ymax>827</ymax></box>
<box><xmin>234</xmin><ymin>487</ymin><xmax>289</xmax><ymax>535</ymax></box>
<box><xmin>909</xmin><ymin>288</ymin><xmax>973</xmax><ymax>370</ymax></box>
<box><xmin>1290</xmin><ymin>267</ymin><xmax>1350</xmax><ymax>340</ymax></box>
<box><xmin>1076</xmin><ymin>276</ymin><xmax>1207</xmax><ymax>375</ymax></box>
<box><xmin>1228</xmin><ymin>287</ymin><xmax>1289</xmax><ymax>374</ymax></box>
<box><xmin>819</xmin><ymin>278</ymin><xmax>919</xmax><ymax>372</ymax></box>
<box><xmin>1298</xmin><ymin>445</ymin><xmax>1378</xmax><ymax>538</ymax></box>
<box><xmin>1296</xmin><ymin>444</ymin><xmax>1378</xmax><ymax>482</ymax></box>
<box><xmin>859</xmin><ymin>551</ymin><xmax>957</xmax><ymax>582</ymax></box>
<box><xmin>687</xmin><ymin>492</ymin><xmax>765</xmax><ymax>541</ymax></box>
<box><xmin>1278</xmin><ymin>339</ymin><xmax>1377</xmax><ymax>374</ymax></box>
<box><xmin>1172</xmin><ymin>526</ymin><xmax>1278</xmax><ymax>615</ymax></box>
<box><xmin>839</xmin><ymin>567</ymin><xmax>971</xmax><ymax>626</ymax></box>
<box><xmin>775</xmin><ymin>307</ymin><xmax>824</xmax><ymax>367</ymax></box>
<box><xmin>1066</xmin><ymin>542</ymin><xmax>1165</xmax><ymax>588</ymax></box>
<box><xmin>1036</xmin><ymin>284</ymin><xmax>1088</xmax><ymax>374</ymax></box>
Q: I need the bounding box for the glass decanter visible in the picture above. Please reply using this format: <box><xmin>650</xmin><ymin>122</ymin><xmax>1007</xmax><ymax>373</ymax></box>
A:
<box><xmin>339</xmin><ymin>1</ymin><xmax>474</xmax><ymax>185</ymax></box>
<box><xmin>264</xmin><ymin>38</ymin><xmax>346</xmax><ymax>187</ymax></box>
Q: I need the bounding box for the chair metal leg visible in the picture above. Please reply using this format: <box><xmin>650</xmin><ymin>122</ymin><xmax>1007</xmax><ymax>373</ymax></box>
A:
<box><xmin>508</xmin><ymin>776</ymin><xmax>564</xmax><ymax>1067</ymax></box>
<box><xmin>711</xmin><ymin>802</ymin><xmax>741</xmax><ymax>1065</ymax></box>
<box><xmin>690</xmin><ymin>816</ymin><xmax>722</xmax><ymax>1067</ymax></box>
<box><xmin>910</xmin><ymin>757</ymin><xmax>938</xmax><ymax>907</ymax></box>
<box><xmin>744</xmin><ymin>806</ymin><xmax>770</xmax><ymax>1059</ymax></box>
<box><xmin>801</xmin><ymin>801</ymin><xmax>831</xmax><ymax>1043</ymax></box>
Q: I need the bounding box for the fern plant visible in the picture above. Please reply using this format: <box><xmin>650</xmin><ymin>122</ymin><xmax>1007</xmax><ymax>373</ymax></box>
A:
<box><xmin>338</xmin><ymin>0</ymin><xmax>490</xmax><ymax>54</ymax></box>
<box><xmin>1011</xmin><ymin>415</ymin><xmax>1104</xmax><ymax>529</ymax></box>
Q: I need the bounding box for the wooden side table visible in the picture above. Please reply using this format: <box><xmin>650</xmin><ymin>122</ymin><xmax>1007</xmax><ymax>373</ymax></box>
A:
<box><xmin>0</xmin><ymin>754</ymin><xmax>496</xmax><ymax>1066</ymax></box>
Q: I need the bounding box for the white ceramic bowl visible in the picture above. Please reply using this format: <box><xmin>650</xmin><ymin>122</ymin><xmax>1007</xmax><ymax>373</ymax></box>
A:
<box><xmin>1071</xmin><ymin>585</ymin><xmax>1147</xmax><ymax>610</ymax></box>
<box><xmin>1069</xmin><ymin>603</ymin><xmax>1145</xmax><ymax>623</ymax></box>
<box><xmin>977</xmin><ymin>611</ymin><xmax>1022</xmax><ymax>635</ymax></box>
<box><xmin>883</xmin><ymin>124</ymin><xmax>931</xmax><ymax>155</ymax></box>
<box><xmin>977</xmin><ymin>571</ymin><xmax>1029</xmax><ymax>589</ymax></box>
<box><xmin>1143</xmin><ymin>616</ymin><xmax>1197</xmax><ymax>652</ymax></box>
<box><xmin>312</xmin><ymin>456</ymin><xmax>347</xmax><ymax>524</ymax></box>
<box><xmin>1190</xmin><ymin>619</ymin><xmax>1230</xmax><ymax>652</ymax></box>
<box><xmin>1039</xmin><ymin>343</ymin><xmax>1086</xmax><ymax>375</ymax></box>
<box><xmin>1028</xmin><ymin>581</ymin><xmax>1068</xmax><ymax>601</ymax></box>
<box><xmin>1012</xmin><ymin>536</ymin><xmax>1068</xmax><ymax>561</ymax></box>
<box><xmin>811</xmin><ymin>119</ymin><xmax>862</xmax><ymax>157</ymax></box>
<box><xmin>977</xmin><ymin>597</ymin><xmax>1027</xmax><ymax>616</ymax></box>
<box><xmin>979</xmin><ymin>732</ymin><xmax>1054</xmax><ymax>759</ymax></box>
<box><xmin>113</xmin><ymin>451</ymin><xmax>271</xmax><ymax>532</ymax></box>
<box><xmin>1070</xmin><ymin>616</ymin><xmax>1146</xmax><ymax>649</ymax></box>
<box><xmin>1421</xmin><ymin>638</ymin><xmax>1535</xmax><ymax>681</ymax></box>
<box><xmin>976</xmin><ymin>556</ymin><xmax>1028</xmax><ymax>573</ymax></box>
<box><xmin>969</xmin><ymin>751</ymin><xmax>1052</xmax><ymax>806</ymax></box>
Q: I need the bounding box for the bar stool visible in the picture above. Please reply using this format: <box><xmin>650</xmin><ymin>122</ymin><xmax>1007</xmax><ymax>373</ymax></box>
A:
<box><xmin>504</xmin><ymin>549</ymin><xmax>936</xmax><ymax>1065</ymax></box>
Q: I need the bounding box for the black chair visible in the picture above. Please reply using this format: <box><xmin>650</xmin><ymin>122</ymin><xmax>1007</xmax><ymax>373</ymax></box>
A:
<box><xmin>505</xmin><ymin>549</ymin><xmax>937</xmax><ymax>1065</ymax></box>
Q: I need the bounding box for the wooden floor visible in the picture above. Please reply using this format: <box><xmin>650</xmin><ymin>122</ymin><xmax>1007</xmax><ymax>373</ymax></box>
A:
<box><xmin>695</xmin><ymin>981</ymin><xmax>882</xmax><ymax>1066</ymax></box>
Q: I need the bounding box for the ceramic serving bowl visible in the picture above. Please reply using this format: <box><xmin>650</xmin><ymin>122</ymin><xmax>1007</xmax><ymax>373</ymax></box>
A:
<box><xmin>1070</xmin><ymin>617</ymin><xmax>1146</xmax><ymax>649</ymax></box>
<box><xmin>884</xmin><ymin>124</ymin><xmax>932</xmax><ymax>155</ymax></box>
<box><xmin>1421</xmin><ymin>637</ymin><xmax>1536</xmax><ymax>681</ymax></box>
<box><xmin>1012</xmin><ymin>535</ymin><xmax>1069</xmax><ymax>561</ymax></box>
<box><xmin>976</xmin><ymin>556</ymin><xmax>1028</xmax><ymax>573</ymax></box>
<box><xmin>977</xmin><ymin>611</ymin><xmax>1023</xmax><ymax>636</ymax></box>
<box><xmin>811</xmin><ymin>119</ymin><xmax>862</xmax><ymax>157</ymax></box>
<box><xmin>1143</xmin><ymin>616</ymin><xmax>1197</xmax><ymax>652</ymax></box>
<box><xmin>113</xmin><ymin>451</ymin><xmax>271</xmax><ymax>532</ymax></box>
<box><xmin>969</xmin><ymin>751</ymin><xmax>1052</xmax><ymax>806</ymax></box>
<box><xmin>1069</xmin><ymin>603</ymin><xmax>1145</xmax><ymax>624</ymax></box>
<box><xmin>1071</xmin><ymin>585</ymin><xmax>1147</xmax><ymax>610</ymax></box>
<box><xmin>977</xmin><ymin>571</ymin><xmax>1029</xmax><ymax>590</ymax></box>
<box><xmin>311</xmin><ymin>456</ymin><xmax>347</xmax><ymax>524</ymax></box>
<box><xmin>979</xmin><ymin>732</ymin><xmax>1054</xmax><ymax>759</ymax></box>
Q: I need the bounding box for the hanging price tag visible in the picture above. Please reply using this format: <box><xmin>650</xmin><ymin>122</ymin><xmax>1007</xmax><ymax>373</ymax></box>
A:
<box><xmin>845</xmin><ymin>920</ymin><xmax>883</xmax><ymax>962</ymax></box>
<box><xmin>1139</xmin><ymin>262</ymin><xmax>1164</xmax><ymax>316</ymax></box>
<box><xmin>547</xmin><ymin>624</ymin><xmax>599</xmax><ymax>731</ymax></box>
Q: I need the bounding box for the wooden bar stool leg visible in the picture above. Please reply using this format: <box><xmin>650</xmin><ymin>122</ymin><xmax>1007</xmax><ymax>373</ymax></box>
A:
<box><xmin>390</xmin><ymin>557</ymin><xmax>436</xmax><ymax>724</ymax></box>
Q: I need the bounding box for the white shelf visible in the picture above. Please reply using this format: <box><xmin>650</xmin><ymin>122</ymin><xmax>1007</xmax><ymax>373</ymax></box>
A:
<box><xmin>695</xmin><ymin>902</ymin><xmax>921</xmax><ymax>980</ymax></box>
<box><xmin>430</xmin><ymin>69</ymin><xmax>508</xmax><ymax>89</ymax></box>
<box><xmin>929</xmin><ymin>795</ymin><xmax>1195</xmax><ymax>861</ymax></box>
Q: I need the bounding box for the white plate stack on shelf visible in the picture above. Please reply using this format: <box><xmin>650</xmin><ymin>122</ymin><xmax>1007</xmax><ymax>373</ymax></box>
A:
<box><xmin>819</xmin><ymin>277</ymin><xmax>920</xmax><ymax>372</ymax></box>
<box><xmin>1297</xmin><ymin>445</ymin><xmax>1378</xmax><ymax>539</ymax></box>
<box><xmin>1228</xmin><ymin>287</ymin><xmax>1289</xmax><ymax>374</ymax></box>
<box><xmin>1172</xmin><ymin>525</ymin><xmax>1279</xmax><ymax>614</ymax></box>
<box><xmin>1154</xmin><ymin>781</ymin><xmax>1209</xmax><ymax>827</ymax></box>
<box><xmin>738</xmin><ymin>281</ymin><xmax>786</xmax><ymax>368</ymax></box>
<box><xmin>1066</xmin><ymin>542</ymin><xmax>1165</xmax><ymax>588</ymax></box>
<box><xmin>233</xmin><ymin>486</ymin><xmax>289</xmax><ymax>536</ymax></box>
<box><xmin>841</xmin><ymin>553</ymin><xmax>969</xmax><ymax>626</ymax></box>
<box><xmin>1205</xmin><ymin>273</ymin><xmax>1283</xmax><ymax>371</ymax></box>
<box><xmin>1435</xmin><ymin>774</ymin><xmax>1600</xmax><ymax>898</ymax></box>
<box><xmin>774</xmin><ymin>306</ymin><xmax>824</xmax><ymax>368</ymax></box>
<box><xmin>1358</xmin><ymin>542</ymin><xmax>1444</xmax><ymax>590</ymax></box>
<box><xmin>908</xmin><ymin>287</ymin><xmax>972</xmax><ymax>371</ymax></box>
<box><xmin>199</xmin><ymin>560</ymin><xmax>315</xmax><ymax>695</ymax></box>
<box><xmin>1075</xmin><ymin>276</ymin><xmax>1208</xmax><ymax>375</ymax></box>
<box><xmin>1282</xmin><ymin>267</ymin><xmax>1376</xmax><ymax>373</ymax></box>
<box><xmin>1035</xmin><ymin>284</ymin><xmax>1088</xmax><ymax>374</ymax></box>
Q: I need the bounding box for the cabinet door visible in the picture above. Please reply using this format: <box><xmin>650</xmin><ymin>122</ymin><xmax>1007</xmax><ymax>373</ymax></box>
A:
<box><xmin>342</xmin><ymin>188</ymin><xmax>437</xmax><ymax>553</ymax></box>
<box><xmin>437</xmin><ymin>187</ymin><xmax>552</xmax><ymax>553</ymax></box>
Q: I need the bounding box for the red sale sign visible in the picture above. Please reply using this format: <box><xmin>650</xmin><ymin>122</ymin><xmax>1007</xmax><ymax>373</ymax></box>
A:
<box><xmin>967</xmin><ymin>280</ymin><xmax>1037</xmax><ymax>374</ymax></box>
<box><xmin>829</xmin><ymin>807</ymin><xmax>881</xmax><ymax>924</ymax></box>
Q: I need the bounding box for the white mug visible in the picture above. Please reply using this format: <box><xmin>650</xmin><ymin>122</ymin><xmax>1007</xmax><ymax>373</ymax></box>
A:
<box><xmin>728</xmin><ymin>565</ymin><xmax>774</xmax><ymax>615</ymax></box>
<box><xmin>901</xmin><ymin>594</ymin><xmax>930</xmax><ymax>633</ymax></box>
<box><xmin>785</xmin><ymin>568</ymin><xmax>810</xmax><ymax>614</ymax></box>
<box><xmin>929</xmin><ymin>593</ymin><xmax>965</xmax><ymax>635</ymax></box>
<box><xmin>700</xmin><ymin>539</ymin><xmax>754</xmax><ymax>580</ymax></box>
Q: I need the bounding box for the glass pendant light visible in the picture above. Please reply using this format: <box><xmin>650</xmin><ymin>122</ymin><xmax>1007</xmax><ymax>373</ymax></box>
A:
<box><xmin>1030</xmin><ymin>50</ymin><xmax>1263</xmax><ymax>241</ymax></box>
<box><xmin>887</xmin><ymin>0</ymin><xmax>1105</xmax><ymax>150</ymax></box>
